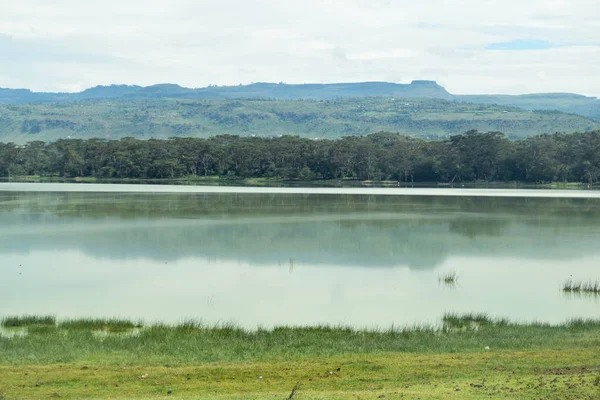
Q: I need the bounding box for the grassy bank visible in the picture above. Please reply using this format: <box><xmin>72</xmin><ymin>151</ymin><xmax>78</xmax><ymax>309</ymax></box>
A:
<box><xmin>0</xmin><ymin>175</ymin><xmax>413</xmax><ymax>187</ymax></box>
<box><xmin>2</xmin><ymin>175</ymin><xmax>597</xmax><ymax>190</ymax></box>
<box><xmin>1</xmin><ymin>315</ymin><xmax>600</xmax><ymax>399</ymax></box>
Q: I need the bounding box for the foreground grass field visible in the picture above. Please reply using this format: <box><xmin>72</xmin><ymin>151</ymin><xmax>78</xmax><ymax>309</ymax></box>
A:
<box><xmin>1</xmin><ymin>315</ymin><xmax>600</xmax><ymax>399</ymax></box>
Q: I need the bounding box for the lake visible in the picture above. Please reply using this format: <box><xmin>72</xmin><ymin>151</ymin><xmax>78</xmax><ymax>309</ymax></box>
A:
<box><xmin>1</xmin><ymin>183</ymin><xmax>599</xmax><ymax>329</ymax></box>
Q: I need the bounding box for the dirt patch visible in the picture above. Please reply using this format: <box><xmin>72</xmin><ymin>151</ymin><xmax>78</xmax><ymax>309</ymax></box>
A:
<box><xmin>546</xmin><ymin>366</ymin><xmax>600</xmax><ymax>375</ymax></box>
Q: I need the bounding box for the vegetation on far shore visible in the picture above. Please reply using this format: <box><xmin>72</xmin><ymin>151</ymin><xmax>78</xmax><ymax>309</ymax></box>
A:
<box><xmin>2</xmin><ymin>175</ymin><xmax>598</xmax><ymax>191</ymax></box>
<box><xmin>1</xmin><ymin>130</ymin><xmax>600</xmax><ymax>186</ymax></box>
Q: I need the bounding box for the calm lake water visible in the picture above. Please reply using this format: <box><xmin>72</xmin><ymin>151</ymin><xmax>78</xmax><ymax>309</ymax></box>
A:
<box><xmin>1</xmin><ymin>183</ymin><xmax>599</xmax><ymax>328</ymax></box>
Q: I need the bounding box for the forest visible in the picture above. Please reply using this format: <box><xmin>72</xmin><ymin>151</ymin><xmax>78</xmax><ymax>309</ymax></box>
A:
<box><xmin>1</xmin><ymin>130</ymin><xmax>599</xmax><ymax>184</ymax></box>
<box><xmin>1</xmin><ymin>97</ymin><xmax>599</xmax><ymax>144</ymax></box>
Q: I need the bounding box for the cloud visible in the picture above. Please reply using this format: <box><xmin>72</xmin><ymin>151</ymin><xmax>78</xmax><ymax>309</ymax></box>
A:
<box><xmin>0</xmin><ymin>35</ymin><xmax>127</xmax><ymax>64</ymax></box>
<box><xmin>485</xmin><ymin>39</ymin><xmax>555</xmax><ymax>51</ymax></box>
<box><xmin>347</xmin><ymin>49</ymin><xmax>419</xmax><ymax>61</ymax></box>
<box><xmin>0</xmin><ymin>0</ymin><xmax>598</xmax><ymax>95</ymax></box>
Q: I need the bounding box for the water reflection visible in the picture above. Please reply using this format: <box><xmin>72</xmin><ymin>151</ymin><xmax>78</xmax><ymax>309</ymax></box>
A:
<box><xmin>1</xmin><ymin>190</ymin><xmax>600</xmax><ymax>327</ymax></box>
<box><xmin>1</xmin><ymin>192</ymin><xmax>600</xmax><ymax>268</ymax></box>
<box><xmin>1</xmin><ymin>250</ymin><xmax>599</xmax><ymax>327</ymax></box>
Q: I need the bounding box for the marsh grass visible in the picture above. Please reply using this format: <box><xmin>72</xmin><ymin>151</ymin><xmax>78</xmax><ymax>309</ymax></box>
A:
<box><xmin>442</xmin><ymin>312</ymin><xmax>508</xmax><ymax>330</ymax></box>
<box><xmin>27</xmin><ymin>325</ymin><xmax>58</xmax><ymax>335</ymax></box>
<box><xmin>58</xmin><ymin>318</ymin><xmax>142</xmax><ymax>333</ymax></box>
<box><xmin>0</xmin><ymin>327</ymin><xmax>27</xmax><ymax>339</ymax></box>
<box><xmin>438</xmin><ymin>270</ymin><xmax>459</xmax><ymax>286</ymax></box>
<box><xmin>1</xmin><ymin>315</ymin><xmax>56</xmax><ymax>327</ymax></box>
<box><xmin>562</xmin><ymin>279</ymin><xmax>600</xmax><ymax>294</ymax></box>
<box><xmin>1</xmin><ymin>314</ymin><xmax>600</xmax><ymax>365</ymax></box>
<box><xmin>172</xmin><ymin>319</ymin><xmax>239</xmax><ymax>331</ymax></box>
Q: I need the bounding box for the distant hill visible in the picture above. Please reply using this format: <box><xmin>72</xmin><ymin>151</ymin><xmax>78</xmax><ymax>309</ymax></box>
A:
<box><xmin>1</xmin><ymin>81</ymin><xmax>599</xmax><ymax>121</ymax></box>
<box><xmin>0</xmin><ymin>80</ymin><xmax>453</xmax><ymax>102</ymax></box>
<box><xmin>1</xmin><ymin>97</ymin><xmax>598</xmax><ymax>144</ymax></box>
<box><xmin>458</xmin><ymin>93</ymin><xmax>600</xmax><ymax>122</ymax></box>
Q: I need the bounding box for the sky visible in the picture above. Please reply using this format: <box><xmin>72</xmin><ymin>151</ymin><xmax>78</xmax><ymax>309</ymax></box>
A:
<box><xmin>0</xmin><ymin>0</ymin><xmax>599</xmax><ymax>96</ymax></box>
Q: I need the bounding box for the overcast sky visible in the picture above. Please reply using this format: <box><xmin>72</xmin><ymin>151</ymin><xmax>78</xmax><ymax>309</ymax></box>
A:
<box><xmin>0</xmin><ymin>0</ymin><xmax>599</xmax><ymax>96</ymax></box>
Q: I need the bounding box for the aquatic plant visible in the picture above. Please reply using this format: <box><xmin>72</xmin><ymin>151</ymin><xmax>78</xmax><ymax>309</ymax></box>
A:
<box><xmin>438</xmin><ymin>270</ymin><xmax>459</xmax><ymax>285</ymax></box>
<box><xmin>562</xmin><ymin>279</ymin><xmax>600</xmax><ymax>294</ymax></box>
<box><xmin>1</xmin><ymin>313</ymin><xmax>595</xmax><ymax>366</ymax></box>
<box><xmin>1</xmin><ymin>315</ymin><xmax>56</xmax><ymax>327</ymax></box>
<box><xmin>58</xmin><ymin>318</ymin><xmax>143</xmax><ymax>332</ymax></box>
<box><xmin>27</xmin><ymin>325</ymin><xmax>58</xmax><ymax>335</ymax></box>
<box><xmin>442</xmin><ymin>312</ymin><xmax>509</xmax><ymax>329</ymax></box>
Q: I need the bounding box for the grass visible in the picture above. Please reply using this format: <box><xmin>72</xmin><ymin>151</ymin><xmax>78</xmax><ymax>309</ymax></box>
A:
<box><xmin>1</xmin><ymin>316</ymin><xmax>142</xmax><ymax>332</ymax></box>
<box><xmin>2</xmin><ymin>315</ymin><xmax>600</xmax><ymax>398</ymax></box>
<box><xmin>2</xmin><ymin>350</ymin><xmax>600</xmax><ymax>399</ymax></box>
<box><xmin>438</xmin><ymin>270</ymin><xmax>458</xmax><ymax>285</ymax></box>
<box><xmin>1</xmin><ymin>315</ymin><xmax>56</xmax><ymax>327</ymax></box>
<box><xmin>58</xmin><ymin>318</ymin><xmax>143</xmax><ymax>333</ymax></box>
<box><xmin>562</xmin><ymin>278</ymin><xmax>600</xmax><ymax>294</ymax></box>
<box><xmin>1</xmin><ymin>314</ymin><xmax>600</xmax><ymax>364</ymax></box>
<box><xmin>441</xmin><ymin>312</ymin><xmax>508</xmax><ymax>329</ymax></box>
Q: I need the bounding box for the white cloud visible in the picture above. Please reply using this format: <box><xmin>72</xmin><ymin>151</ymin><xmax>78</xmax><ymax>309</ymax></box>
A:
<box><xmin>0</xmin><ymin>0</ymin><xmax>598</xmax><ymax>95</ymax></box>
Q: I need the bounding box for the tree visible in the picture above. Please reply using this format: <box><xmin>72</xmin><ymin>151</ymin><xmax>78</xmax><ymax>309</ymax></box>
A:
<box><xmin>449</xmin><ymin>130</ymin><xmax>510</xmax><ymax>181</ymax></box>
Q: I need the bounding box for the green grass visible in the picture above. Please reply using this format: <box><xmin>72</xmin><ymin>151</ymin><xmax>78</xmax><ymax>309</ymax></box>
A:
<box><xmin>562</xmin><ymin>279</ymin><xmax>600</xmax><ymax>294</ymax></box>
<box><xmin>539</xmin><ymin>182</ymin><xmax>593</xmax><ymax>189</ymax></box>
<box><xmin>442</xmin><ymin>312</ymin><xmax>509</xmax><ymax>330</ymax></box>
<box><xmin>2</xmin><ymin>315</ymin><xmax>600</xmax><ymax>398</ymax></box>
<box><xmin>1</xmin><ymin>315</ymin><xmax>600</xmax><ymax>366</ymax></box>
<box><xmin>2</xmin><ymin>349</ymin><xmax>599</xmax><ymax>399</ymax></box>
<box><xmin>58</xmin><ymin>318</ymin><xmax>143</xmax><ymax>332</ymax></box>
<box><xmin>1</xmin><ymin>315</ymin><xmax>56</xmax><ymax>327</ymax></box>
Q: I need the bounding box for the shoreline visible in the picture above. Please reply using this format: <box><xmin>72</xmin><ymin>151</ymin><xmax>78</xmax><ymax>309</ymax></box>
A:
<box><xmin>1</xmin><ymin>315</ymin><xmax>599</xmax><ymax>398</ymax></box>
<box><xmin>2</xmin><ymin>181</ymin><xmax>600</xmax><ymax>198</ymax></box>
<box><xmin>2</xmin><ymin>314</ymin><xmax>599</xmax><ymax>361</ymax></box>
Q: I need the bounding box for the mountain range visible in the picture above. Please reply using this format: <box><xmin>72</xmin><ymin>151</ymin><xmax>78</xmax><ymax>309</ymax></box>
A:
<box><xmin>0</xmin><ymin>81</ymin><xmax>599</xmax><ymax>143</ymax></box>
<box><xmin>2</xmin><ymin>80</ymin><xmax>599</xmax><ymax>121</ymax></box>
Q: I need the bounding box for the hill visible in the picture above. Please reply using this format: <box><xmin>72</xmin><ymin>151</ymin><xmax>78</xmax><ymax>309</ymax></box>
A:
<box><xmin>0</xmin><ymin>81</ymin><xmax>452</xmax><ymax>103</ymax></box>
<box><xmin>459</xmin><ymin>93</ymin><xmax>600</xmax><ymax>122</ymax></box>
<box><xmin>1</xmin><ymin>97</ymin><xmax>598</xmax><ymax>143</ymax></box>
<box><xmin>1</xmin><ymin>81</ymin><xmax>599</xmax><ymax>121</ymax></box>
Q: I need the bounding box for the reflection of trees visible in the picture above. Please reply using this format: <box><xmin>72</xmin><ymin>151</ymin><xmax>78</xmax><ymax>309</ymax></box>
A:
<box><xmin>2</xmin><ymin>193</ymin><xmax>600</xmax><ymax>269</ymax></box>
<box><xmin>448</xmin><ymin>218</ymin><xmax>509</xmax><ymax>238</ymax></box>
<box><xmin>3</xmin><ymin>192</ymin><xmax>600</xmax><ymax>219</ymax></box>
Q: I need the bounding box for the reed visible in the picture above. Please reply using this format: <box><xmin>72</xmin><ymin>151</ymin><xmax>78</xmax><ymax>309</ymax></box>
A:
<box><xmin>1</xmin><ymin>314</ymin><xmax>599</xmax><ymax>366</ymax></box>
<box><xmin>58</xmin><ymin>318</ymin><xmax>143</xmax><ymax>332</ymax></box>
<box><xmin>1</xmin><ymin>315</ymin><xmax>56</xmax><ymax>327</ymax></box>
<box><xmin>562</xmin><ymin>279</ymin><xmax>600</xmax><ymax>294</ymax></box>
<box><xmin>441</xmin><ymin>312</ymin><xmax>509</xmax><ymax>329</ymax></box>
<box><xmin>438</xmin><ymin>270</ymin><xmax>458</xmax><ymax>285</ymax></box>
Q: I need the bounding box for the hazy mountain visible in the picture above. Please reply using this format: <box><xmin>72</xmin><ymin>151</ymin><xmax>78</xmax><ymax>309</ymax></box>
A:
<box><xmin>1</xmin><ymin>81</ymin><xmax>598</xmax><ymax>121</ymax></box>
<box><xmin>0</xmin><ymin>80</ymin><xmax>452</xmax><ymax>102</ymax></box>
<box><xmin>459</xmin><ymin>93</ymin><xmax>600</xmax><ymax>122</ymax></box>
<box><xmin>1</xmin><ymin>97</ymin><xmax>598</xmax><ymax>144</ymax></box>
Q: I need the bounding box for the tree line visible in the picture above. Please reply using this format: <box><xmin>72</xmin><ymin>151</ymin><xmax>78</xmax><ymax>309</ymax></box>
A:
<box><xmin>1</xmin><ymin>130</ymin><xmax>599</xmax><ymax>184</ymax></box>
